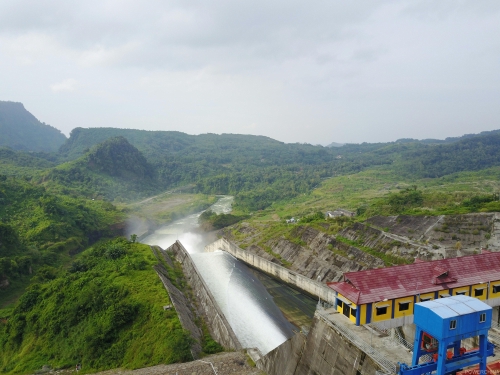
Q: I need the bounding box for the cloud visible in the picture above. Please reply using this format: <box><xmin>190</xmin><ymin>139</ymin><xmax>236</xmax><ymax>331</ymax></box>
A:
<box><xmin>0</xmin><ymin>1</ymin><xmax>499</xmax><ymax>144</ymax></box>
<box><xmin>50</xmin><ymin>79</ymin><xmax>78</xmax><ymax>92</ymax></box>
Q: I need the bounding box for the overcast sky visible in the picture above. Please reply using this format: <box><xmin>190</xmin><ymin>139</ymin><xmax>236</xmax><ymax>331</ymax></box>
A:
<box><xmin>1</xmin><ymin>1</ymin><xmax>499</xmax><ymax>145</ymax></box>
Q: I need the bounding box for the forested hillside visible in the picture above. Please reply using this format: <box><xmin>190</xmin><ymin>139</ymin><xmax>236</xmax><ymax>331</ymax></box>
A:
<box><xmin>2</xmin><ymin>102</ymin><xmax>500</xmax><ymax>374</ymax></box>
<box><xmin>0</xmin><ymin>239</ymin><xmax>192</xmax><ymax>373</ymax></box>
<box><xmin>0</xmin><ymin>102</ymin><xmax>66</xmax><ymax>152</ymax></box>
<box><xmin>33</xmin><ymin>125</ymin><xmax>500</xmax><ymax>209</ymax></box>
<box><xmin>43</xmin><ymin>137</ymin><xmax>158</xmax><ymax>201</ymax></box>
<box><xmin>0</xmin><ymin>176</ymin><xmax>123</xmax><ymax>307</ymax></box>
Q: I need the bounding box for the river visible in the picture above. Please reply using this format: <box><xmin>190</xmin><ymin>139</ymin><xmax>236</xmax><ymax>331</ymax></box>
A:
<box><xmin>142</xmin><ymin>196</ymin><xmax>302</xmax><ymax>355</ymax></box>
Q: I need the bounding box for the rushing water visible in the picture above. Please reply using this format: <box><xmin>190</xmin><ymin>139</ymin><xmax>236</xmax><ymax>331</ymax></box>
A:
<box><xmin>142</xmin><ymin>196</ymin><xmax>295</xmax><ymax>354</ymax></box>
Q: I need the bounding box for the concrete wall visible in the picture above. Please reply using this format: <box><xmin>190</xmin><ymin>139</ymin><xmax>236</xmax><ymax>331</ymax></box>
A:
<box><xmin>153</xmin><ymin>263</ymin><xmax>203</xmax><ymax>357</ymax></box>
<box><xmin>166</xmin><ymin>240</ymin><xmax>242</xmax><ymax>351</ymax></box>
<box><xmin>294</xmin><ymin>314</ymin><xmax>382</xmax><ymax>375</ymax></box>
<box><xmin>256</xmin><ymin>332</ymin><xmax>307</xmax><ymax>375</ymax></box>
<box><xmin>205</xmin><ymin>238</ymin><xmax>337</xmax><ymax>305</ymax></box>
<box><xmin>256</xmin><ymin>313</ymin><xmax>383</xmax><ymax>375</ymax></box>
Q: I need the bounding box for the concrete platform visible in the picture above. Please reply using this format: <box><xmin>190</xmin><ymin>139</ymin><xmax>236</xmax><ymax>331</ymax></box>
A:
<box><xmin>318</xmin><ymin>307</ymin><xmax>413</xmax><ymax>371</ymax></box>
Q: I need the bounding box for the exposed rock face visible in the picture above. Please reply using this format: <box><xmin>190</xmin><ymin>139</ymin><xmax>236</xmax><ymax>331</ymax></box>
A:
<box><xmin>229</xmin><ymin>225</ymin><xmax>385</xmax><ymax>283</ymax></box>
<box><xmin>367</xmin><ymin>213</ymin><xmax>497</xmax><ymax>259</ymax></box>
<box><xmin>0</xmin><ymin>277</ymin><xmax>9</xmax><ymax>289</ymax></box>
<box><xmin>367</xmin><ymin>215</ymin><xmax>443</xmax><ymax>239</ymax></box>
<box><xmin>226</xmin><ymin>213</ymin><xmax>500</xmax><ymax>287</ymax></box>
<box><xmin>339</xmin><ymin>221</ymin><xmax>434</xmax><ymax>261</ymax></box>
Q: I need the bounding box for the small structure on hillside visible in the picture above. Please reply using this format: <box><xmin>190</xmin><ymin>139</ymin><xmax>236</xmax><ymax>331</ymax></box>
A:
<box><xmin>398</xmin><ymin>295</ymin><xmax>494</xmax><ymax>375</ymax></box>
<box><xmin>325</xmin><ymin>209</ymin><xmax>355</xmax><ymax>218</ymax></box>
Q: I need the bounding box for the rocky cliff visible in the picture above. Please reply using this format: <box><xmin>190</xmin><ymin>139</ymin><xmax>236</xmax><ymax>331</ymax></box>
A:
<box><xmin>223</xmin><ymin>213</ymin><xmax>499</xmax><ymax>284</ymax></box>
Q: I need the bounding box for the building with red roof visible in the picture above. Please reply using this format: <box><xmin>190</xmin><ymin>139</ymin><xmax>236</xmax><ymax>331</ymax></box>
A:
<box><xmin>327</xmin><ymin>250</ymin><xmax>500</xmax><ymax>327</ymax></box>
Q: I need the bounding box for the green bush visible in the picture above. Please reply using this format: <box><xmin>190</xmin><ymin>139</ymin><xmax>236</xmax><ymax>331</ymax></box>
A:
<box><xmin>0</xmin><ymin>239</ymin><xmax>192</xmax><ymax>373</ymax></box>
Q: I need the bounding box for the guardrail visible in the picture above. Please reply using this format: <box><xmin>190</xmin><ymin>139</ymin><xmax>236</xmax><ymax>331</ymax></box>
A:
<box><xmin>368</xmin><ymin>323</ymin><xmax>413</xmax><ymax>351</ymax></box>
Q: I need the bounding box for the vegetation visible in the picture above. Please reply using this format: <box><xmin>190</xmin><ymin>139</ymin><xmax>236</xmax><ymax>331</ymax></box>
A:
<box><xmin>0</xmin><ymin>238</ymin><xmax>192</xmax><ymax>374</ymax></box>
<box><xmin>126</xmin><ymin>193</ymin><xmax>217</xmax><ymax>226</ymax></box>
<box><xmin>3</xmin><ymin>102</ymin><xmax>500</xmax><ymax>373</ymax></box>
<box><xmin>42</xmin><ymin>137</ymin><xmax>159</xmax><ymax>201</ymax></box>
<box><xmin>0</xmin><ymin>177</ymin><xmax>123</xmax><ymax>308</ymax></box>
<box><xmin>198</xmin><ymin>210</ymin><xmax>248</xmax><ymax>230</ymax></box>
<box><xmin>0</xmin><ymin>101</ymin><xmax>66</xmax><ymax>152</ymax></box>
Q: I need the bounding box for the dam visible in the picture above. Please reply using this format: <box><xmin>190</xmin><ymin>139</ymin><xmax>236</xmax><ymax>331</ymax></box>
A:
<box><xmin>142</xmin><ymin>196</ymin><xmax>316</xmax><ymax>355</ymax></box>
<box><xmin>142</xmin><ymin>196</ymin><xmax>408</xmax><ymax>374</ymax></box>
<box><xmin>144</xmin><ymin>196</ymin><xmax>500</xmax><ymax>374</ymax></box>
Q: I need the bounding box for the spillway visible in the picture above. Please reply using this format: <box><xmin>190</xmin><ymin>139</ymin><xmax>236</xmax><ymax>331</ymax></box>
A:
<box><xmin>142</xmin><ymin>196</ymin><xmax>307</xmax><ymax>354</ymax></box>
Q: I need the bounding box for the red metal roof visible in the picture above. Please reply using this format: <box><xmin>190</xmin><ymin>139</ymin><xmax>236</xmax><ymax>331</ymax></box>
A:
<box><xmin>327</xmin><ymin>252</ymin><xmax>500</xmax><ymax>305</ymax></box>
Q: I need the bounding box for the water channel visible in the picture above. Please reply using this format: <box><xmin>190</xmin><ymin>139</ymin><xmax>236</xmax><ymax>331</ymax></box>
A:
<box><xmin>142</xmin><ymin>196</ymin><xmax>316</xmax><ymax>355</ymax></box>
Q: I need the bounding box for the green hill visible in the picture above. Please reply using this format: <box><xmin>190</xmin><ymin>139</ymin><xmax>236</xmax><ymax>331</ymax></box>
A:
<box><xmin>44</xmin><ymin>137</ymin><xmax>158</xmax><ymax>201</ymax></box>
<box><xmin>0</xmin><ymin>238</ymin><xmax>191</xmax><ymax>374</ymax></box>
<box><xmin>0</xmin><ymin>102</ymin><xmax>66</xmax><ymax>152</ymax></box>
<box><xmin>55</xmin><ymin>127</ymin><xmax>500</xmax><ymax>211</ymax></box>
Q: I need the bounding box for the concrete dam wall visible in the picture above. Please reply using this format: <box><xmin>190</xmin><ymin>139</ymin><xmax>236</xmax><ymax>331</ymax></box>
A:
<box><xmin>205</xmin><ymin>237</ymin><xmax>337</xmax><ymax>305</ymax></box>
<box><xmin>158</xmin><ymin>238</ymin><xmax>394</xmax><ymax>374</ymax></box>
<box><xmin>165</xmin><ymin>241</ymin><xmax>242</xmax><ymax>351</ymax></box>
<box><xmin>255</xmin><ymin>310</ymin><xmax>385</xmax><ymax>375</ymax></box>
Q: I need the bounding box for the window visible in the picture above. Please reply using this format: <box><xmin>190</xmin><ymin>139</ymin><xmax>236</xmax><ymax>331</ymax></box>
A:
<box><xmin>337</xmin><ymin>300</ymin><xmax>343</xmax><ymax>308</ymax></box>
<box><xmin>455</xmin><ymin>291</ymin><xmax>466</xmax><ymax>296</ymax></box>
<box><xmin>351</xmin><ymin>308</ymin><xmax>356</xmax><ymax>317</ymax></box>
<box><xmin>399</xmin><ymin>302</ymin><xmax>410</xmax><ymax>311</ymax></box>
<box><xmin>343</xmin><ymin>304</ymin><xmax>350</xmax><ymax>318</ymax></box>
<box><xmin>376</xmin><ymin>306</ymin><xmax>388</xmax><ymax>316</ymax></box>
<box><xmin>420</xmin><ymin>297</ymin><xmax>432</xmax><ymax>302</ymax></box>
<box><xmin>440</xmin><ymin>293</ymin><xmax>451</xmax><ymax>298</ymax></box>
<box><xmin>475</xmin><ymin>289</ymin><xmax>484</xmax><ymax>297</ymax></box>
<box><xmin>493</xmin><ymin>285</ymin><xmax>500</xmax><ymax>294</ymax></box>
<box><xmin>450</xmin><ymin>320</ymin><xmax>457</xmax><ymax>330</ymax></box>
<box><xmin>480</xmin><ymin>313</ymin><xmax>486</xmax><ymax>323</ymax></box>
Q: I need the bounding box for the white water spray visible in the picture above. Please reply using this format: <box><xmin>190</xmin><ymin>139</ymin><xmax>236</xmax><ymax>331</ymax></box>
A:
<box><xmin>142</xmin><ymin>196</ymin><xmax>294</xmax><ymax>354</ymax></box>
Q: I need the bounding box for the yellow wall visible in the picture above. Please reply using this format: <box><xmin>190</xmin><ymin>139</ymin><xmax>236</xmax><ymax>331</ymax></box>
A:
<box><xmin>372</xmin><ymin>300</ymin><xmax>392</xmax><ymax>322</ymax></box>
<box><xmin>336</xmin><ymin>293</ymin><xmax>348</xmax><ymax>314</ymax></box>
<box><xmin>453</xmin><ymin>286</ymin><xmax>470</xmax><ymax>296</ymax></box>
<box><xmin>336</xmin><ymin>298</ymin><xmax>342</xmax><ymax>314</ymax></box>
<box><xmin>490</xmin><ymin>281</ymin><xmax>500</xmax><ymax>299</ymax></box>
<box><xmin>471</xmin><ymin>283</ymin><xmax>487</xmax><ymax>300</ymax></box>
<box><xmin>359</xmin><ymin>304</ymin><xmax>367</xmax><ymax>325</ymax></box>
<box><xmin>349</xmin><ymin>303</ymin><xmax>357</xmax><ymax>323</ymax></box>
<box><xmin>339</xmin><ymin>281</ymin><xmax>500</xmax><ymax>326</ymax></box>
<box><xmin>438</xmin><ymin>290</ymin><xmax>451</xmax><ymax>298</ymax></box>
<box><xmin>418</xmin><ymin>292</ymin><xmax>434</xmax><ymax>302</ymax></box>
<box><xmin>336</xmin><ymin>293</ymin><xmax>359</xmax><ymax>323</ymax></box>
<box><xmin>394</xmin><ymin>296</ymin><xmax>414</xmax><ymax>318</ymax></box>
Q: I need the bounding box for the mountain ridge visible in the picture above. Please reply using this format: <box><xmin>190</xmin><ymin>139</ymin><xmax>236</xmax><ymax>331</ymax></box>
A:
<box><xmin>0</xmin><ymin>101</ymin><xmax>66</xmax><ymax>152</ymax></box>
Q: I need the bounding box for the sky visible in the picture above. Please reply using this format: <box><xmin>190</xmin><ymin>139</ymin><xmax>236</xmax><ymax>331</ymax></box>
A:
<box><xmin>1</xmin><ymin>1</ymin><xmax>500</xmax><ymax>145</ymax></box>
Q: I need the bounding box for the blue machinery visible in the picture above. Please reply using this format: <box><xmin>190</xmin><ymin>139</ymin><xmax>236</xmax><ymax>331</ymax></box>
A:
<box><xmin>397</xmin><ymin>295</ymin><xmax>495</xmax><ymax>375</ymax></box>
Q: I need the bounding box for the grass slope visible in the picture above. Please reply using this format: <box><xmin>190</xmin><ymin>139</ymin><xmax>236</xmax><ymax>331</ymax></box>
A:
<box><xmin>0</xmin><ymin>177</ymin><xmax>123</xmax><ymax>308</ymax></box>
<box><xmin>0</xmin><ymin>238</ymin><xmax>192</xmax><ymax>374</ymax></box>
<box><xmin>225</xmin><ymin>166</ymin><xmax>500</xmax><ymax>266</ymax></box>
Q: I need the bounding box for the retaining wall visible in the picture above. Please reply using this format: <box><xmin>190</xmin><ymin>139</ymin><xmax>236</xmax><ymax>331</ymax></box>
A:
<box><xmin>255</xmin><ymin>311</ymin><xmax>383</xmax><ymax>375</ymax></box>
<box><xmin>153</xmin><ymin>263</ymin><xmax>203</xmax><ymax>357</ymax></box>
<box><xmin>166</xmin><ymin>240</ymin><xmax>242</xmax><ymax>351</ymax></box>
<box><xmin>293</xmin><ymin>313</ymin><xmax>382</xmax><ymax>375</ymax></box>
<box><xmin>205</xmin><ymin>238</ymin><xmax>337</xmax><ymax>304</ymax></box>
